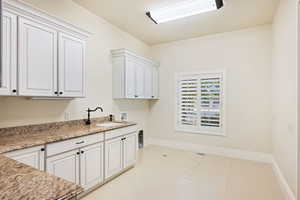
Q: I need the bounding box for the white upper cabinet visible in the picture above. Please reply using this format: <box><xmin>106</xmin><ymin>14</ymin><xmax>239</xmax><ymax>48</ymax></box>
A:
<box><xmin>1</xmin><ymin>0</ymin><xmax>90</xmax><ymax>98</ymax></box>
<box><xmin>144</xmin><ymin>64</ymin><xmax>153</xmax><ymax>99</ymax></box>
<box><xmin>58</xmin><ymin>33</ymin><xmax>86</xmax><ymax>97</ymax></box>
<box><xmin>134</xmin><ymin>62</ymin><xmax>145</xmax><ymax>98</ymax></box>
<box><xmin>112</xmin><ymin>49</ymin><xmax>159</xmax><ymax>99</ymax></box>
<box><xmin>0</xmin><ymin>11</ymin><xmax>17</xmax><ymax>96</ymax></box>
<box><xmin>18</xmin><ymin>17</ymin><xmax>58</xmax><ymax>97</ymax></box>
<box><xmin>152</xmin><ymin>66</ymin><xmax>159</xmax><ymax>99</ymax></box>
<box><xmin>124</xmin><ymin>57</ymin><xmax>136</xmax><ymax>98</ymax></box>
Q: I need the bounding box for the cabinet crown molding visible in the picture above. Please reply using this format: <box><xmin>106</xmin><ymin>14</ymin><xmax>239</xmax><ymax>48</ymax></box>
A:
<box><xmin>3</xmin><ymin>0</ymin><xmax>91</xmax><ymax>40</ymax></box>
<box><xmin>111</xmin><ymin>48</ymin><xmax>159</xmax><ymax>67</ymax></box>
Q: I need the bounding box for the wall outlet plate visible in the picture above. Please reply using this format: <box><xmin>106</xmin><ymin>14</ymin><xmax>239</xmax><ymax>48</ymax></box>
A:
<box><xmin>64</xmin><ymin>112</ymin><xmax>71</xmax><ymax>120</ymax></box>
<box><xmin>120</xmin><ymin>113</ymin><xmax>128</xmax><ymax>121</ymax></box>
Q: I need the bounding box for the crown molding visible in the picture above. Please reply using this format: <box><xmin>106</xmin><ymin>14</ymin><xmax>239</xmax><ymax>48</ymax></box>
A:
<box><xmin>3</xmin><ymin>0</ymin><xmax>91</xmax><ymax>40</ymax></box>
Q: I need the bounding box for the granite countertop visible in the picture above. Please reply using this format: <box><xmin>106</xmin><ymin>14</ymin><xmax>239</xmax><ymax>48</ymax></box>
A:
<box><xmin>0</xmin><ymin>119</ymin><xmax>136</xmax><ymax>154</ymax></box>
<box><xmin>0</xmin><ymin>118</ymin><xmax>137</xmax><ymax>200</ymax></box>
<box><xmin>0</xmin><ymin>155</ymin><xmax>83</xmax><ymax>200</ymax></box>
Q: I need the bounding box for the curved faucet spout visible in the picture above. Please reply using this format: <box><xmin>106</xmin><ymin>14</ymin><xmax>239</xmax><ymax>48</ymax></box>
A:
<box><xmin>87</xmin><ymin>107</ymin><xmax>103</xmax><ymax>113</ymax></box>
<box><xmin>86</xmin><ymin>106</ymin><xmax>104</xmax><ymax>125</ymax></box>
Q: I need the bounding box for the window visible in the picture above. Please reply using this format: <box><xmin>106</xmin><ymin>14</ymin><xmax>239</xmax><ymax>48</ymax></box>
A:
<box><xmin>176</xmin><ymin>71</ymin><xmax>225</xmax><ymax>136</ymax></box>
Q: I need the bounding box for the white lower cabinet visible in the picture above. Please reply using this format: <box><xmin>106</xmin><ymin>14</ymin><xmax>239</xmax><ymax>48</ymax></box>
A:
<box><xmin>5</xmin><ymin>145</ymin><xmax>45</xmax><ymax>171</ymax></box>
<box><xmin>105</xmin><ymin>137</ymin><xmax>123</xmax><ymax>179</ymax></box>
<box><xmin>46</xmin><ymin>149</ymin><xmax>80</xmax><ymax>184</ymax></box>
<box><xmin>5</xmin><ymin>126</ymin><xmax>138</xmax><ymax>194</ymax></box>
<box><xmin>46</xmin><ymin>142</ymin><xmax>104</xmax><ymax>190</ymax></box>
<box><xmin>80</xmin><ymin>143</ymin><xmax>104</xmax><ymax>190</ymax></box>
<box><xmin>123</xmin><ymin>133</ymin><xmax>138</xmax><ymax>168</ymax></box>
<box><xmin>105</xmin><ymin>132</ymin><xmax>138</xmax><ymax>180</ymax></box>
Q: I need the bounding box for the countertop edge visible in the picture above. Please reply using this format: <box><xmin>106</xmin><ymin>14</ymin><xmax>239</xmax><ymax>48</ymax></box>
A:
<box><xmin>0</xmin><ymin>122</ymin><xmax>137</xmax><ymax>154</ymax></box>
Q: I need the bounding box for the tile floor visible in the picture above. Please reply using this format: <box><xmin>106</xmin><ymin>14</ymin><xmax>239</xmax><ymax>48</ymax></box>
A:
<box><xmin>83</xmin><ymin>145</ymin><xmax>284</xmax><ymax>200</ymax></box>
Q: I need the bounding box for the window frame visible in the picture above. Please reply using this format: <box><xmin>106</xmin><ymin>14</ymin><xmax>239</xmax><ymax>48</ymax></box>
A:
<box><xmin>175</xmin><ymin>70</ymin><xmax>226</xmax><ymax>137</ymax></box>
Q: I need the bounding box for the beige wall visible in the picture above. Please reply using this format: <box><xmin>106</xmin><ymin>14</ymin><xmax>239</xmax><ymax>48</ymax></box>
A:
<box><xmin>272</xmin><ymin>0</ymin><xmax>298</xmax><ymax>196</ymax></box>
<box><xmin>149</xmin><ymin>25</ymin><xmax>273</xmax><ymax>154</ymax></box>
<box><xmin>0</xmin><ymin>0</ymin><xmax>151</xmax><ymax>132</ymax></box>
<box><xmin>0</xmin><ymin>0</ymin><xmax>297</xmax><ymax>196</ymax></box>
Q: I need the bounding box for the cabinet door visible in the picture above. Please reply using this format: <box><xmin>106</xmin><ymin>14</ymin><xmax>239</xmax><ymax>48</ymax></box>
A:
<box><xmin>5</xmin><ymin>146</ymin><xmax>45</xmax><ymax>171</ymax></box>
<box><xmin>105</xmin><ymin>137</ymin><xmax>123</xmax><ymax>179</ymax></box>
<box><xmin>80</xmin><ymin>142</ymin><xmax>104</xmax><ymax>190</ymax></box>
<box><xmin>152</xmin><ymin>66</ymin><xmax>159</xmax><ymax>99</ymax></box>
<box><xmin>123</xmin><ymin>133</ymin><xmax>138</xmax><ymax>169</ymax></box>
<box><xmin>58</xmin><ymin>33</ymin><xmax>85</xmax><ymax>97</ymax></box>
<box><xmin>18</xmin><ymin>17</ymin><xmax>58</xmax><ymax>96</ymax></box>
<box><xmin>135</xmin><ymin>62</ymin><xmax>145</xmax><ymax>98</ymax></box>
<box><xmin>0</xmin><ymin>11</ymin><xmax>17</xmax><ymax>96</ymax></box>
<box><xmin>125</xmin><ymin>58</ymin><xmax>136</xmax><ymax>98</ymax></box>
<box><xmin>46</xmin><ymin>150</ymin><xmax>80</xmax><ymax>184</ymax></box>
<box><xmin>144</xmin><ymin>64</ymin><xmax>153</xmax><ymax>99</ymax></box>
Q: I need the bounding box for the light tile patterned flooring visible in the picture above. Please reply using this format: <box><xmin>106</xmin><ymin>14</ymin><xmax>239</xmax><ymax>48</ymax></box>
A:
<box><xmin>83</xmin><ymin>145</ymin><xmax>284</xmax><ymax>200</ymax></box>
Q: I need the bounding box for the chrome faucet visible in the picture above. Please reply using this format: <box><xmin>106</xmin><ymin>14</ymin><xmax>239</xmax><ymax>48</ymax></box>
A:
<box><xmin>85</xmin><ymin>107</ymin><xmax>103</xmax><ymax>125</ymax></box>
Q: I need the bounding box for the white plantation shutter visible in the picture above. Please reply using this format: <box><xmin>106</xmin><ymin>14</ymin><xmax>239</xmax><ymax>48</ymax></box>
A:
<box><xmin>199</xmin><ymin>75</ymin><xmax>222</xmax><ymax>131</ymax></box>
<box><xmin>176</xmin><ymin>72</ymin><xmax>224</xmax><ymax>136</ymax></box>
<box><xmin>178</xmin><ymin>78</ymin><xmax>198</xmax><ymax>127</ymax></box>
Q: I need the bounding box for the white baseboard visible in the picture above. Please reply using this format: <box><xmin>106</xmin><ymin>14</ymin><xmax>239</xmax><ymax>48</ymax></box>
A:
<box><xmin>146</xmin><ymin>138</ymin><xmax>296</xmax><ymax>200</ymax></box>
<box><xmin>146</xmin><ymin>138</ymin><xmax>273</xmax><ymax>163</ymax></box>
<box><xmin>271</xmin><ymin>159</ymin><xmax>296</xmax><ymax>200</ymax></box>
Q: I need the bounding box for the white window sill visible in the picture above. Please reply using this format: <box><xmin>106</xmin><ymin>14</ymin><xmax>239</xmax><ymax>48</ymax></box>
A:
<box><xmin>175</xmin><ymin>128</ymin><xmax>226</xmax><ymax>137</ymax></box>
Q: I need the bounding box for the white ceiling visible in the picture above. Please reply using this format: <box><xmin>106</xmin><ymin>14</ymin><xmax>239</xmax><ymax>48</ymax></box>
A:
<box><xmin>73</xmin><ymin>0</ymin><xmax>279</xmax><ymax>45</ymax></box>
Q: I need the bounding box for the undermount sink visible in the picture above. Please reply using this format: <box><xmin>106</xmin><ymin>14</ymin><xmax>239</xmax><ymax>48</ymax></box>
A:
<box><xmin>96</xmin><ymin>122</ymin><xmax>122</xmax><ymax>127</ymax></box>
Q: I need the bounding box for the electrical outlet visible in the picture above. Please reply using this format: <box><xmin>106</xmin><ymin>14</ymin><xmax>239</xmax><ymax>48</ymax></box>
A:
<box><xmin>120</xmin><ymin>113</ymin><xmax>128</xmax><ymax>121</ymax></box>
<box><xmin>64</xmin><ymin>112</ymin><xmax>71</xmax><ymax>120</ymax></box>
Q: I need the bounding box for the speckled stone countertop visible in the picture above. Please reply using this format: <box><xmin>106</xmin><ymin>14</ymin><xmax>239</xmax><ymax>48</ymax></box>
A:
<box><xmin>0</xmin><ymin>118</ymin><xmax>137</xmax><ymax>200</ymax></box>
<box><xmin>0</xmin><ymin>155</ymin><xmax>83</xmax><ymax>200</ymax></box>
<box><xmin>0</xmin><ymin>118</ymin><xmax>136</xmax><ymax>154</ymax></box>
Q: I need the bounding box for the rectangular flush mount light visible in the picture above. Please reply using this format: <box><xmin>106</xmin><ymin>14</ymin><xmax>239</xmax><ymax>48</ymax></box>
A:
<box><xmin>146</xmin><ymin>0</ymin><xmax>224</xmax><ymax>24</ymax></box>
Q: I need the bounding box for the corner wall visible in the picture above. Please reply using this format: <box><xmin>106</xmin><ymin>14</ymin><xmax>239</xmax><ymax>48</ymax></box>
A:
<box><xmin>272</xmin><ymin>0</ymin><xmax>298</xmax><ymax>197</ymax></box>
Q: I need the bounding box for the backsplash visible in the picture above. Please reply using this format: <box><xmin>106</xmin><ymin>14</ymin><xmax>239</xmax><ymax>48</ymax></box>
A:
<box><xmin>0</xmin><ymin>117</ymin><xmax>109</xmax><ymax>137</ymax></box>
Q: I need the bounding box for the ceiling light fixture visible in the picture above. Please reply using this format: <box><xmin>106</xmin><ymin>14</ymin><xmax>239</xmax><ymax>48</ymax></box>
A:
<box><xmin>146</xmin><ymin>0</ymin><xmax>224</xmax><ymax>24</ymax></box>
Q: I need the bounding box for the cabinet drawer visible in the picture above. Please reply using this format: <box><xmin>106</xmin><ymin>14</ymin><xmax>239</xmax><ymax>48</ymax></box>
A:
<box><xmin>105</xmin><ymin>126</ymin><xmax>138</xmax><ymax>140</ymax></box>
<box><xmin>47</xmin><ymin>133</ymin><xmax>104</xmax><ymax>157</ymax></box>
